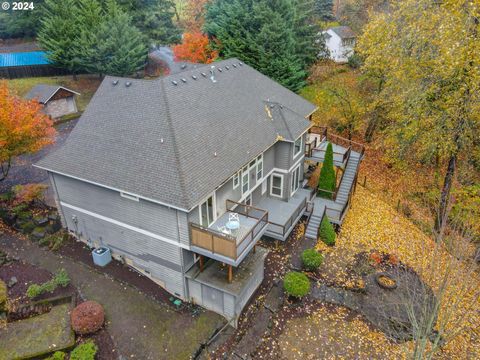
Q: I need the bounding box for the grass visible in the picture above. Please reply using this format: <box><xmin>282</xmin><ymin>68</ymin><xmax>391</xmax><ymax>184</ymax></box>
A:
<box><xmin>0</xmin><ymin>303</ymin><xmax>75</xmax><ymax>359</ymax></box>
<box><xmin>7</xmin><ymin>74</ymin><xmax>102</xmax><ymax>113</ymax></box>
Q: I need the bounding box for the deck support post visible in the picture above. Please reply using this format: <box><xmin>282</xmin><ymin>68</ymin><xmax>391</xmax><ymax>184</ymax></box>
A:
<box><xmin>228</xmin><ymin>265</ymin><xmax>233</xmax><ymax>283</ymax></box>
<box><xmin>199</xmin><ymin>255</ymin><xmax>204</xmax><ymax>272</ymax></box>
<box><xmin>253</xmin><ymin>245</ymin><xmax>256</xmax><ymax>253</ymax></box>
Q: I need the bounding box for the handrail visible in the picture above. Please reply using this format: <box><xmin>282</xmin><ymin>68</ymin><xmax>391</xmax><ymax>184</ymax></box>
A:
<box><xmin>189</xmin><ymin>222</ymin><xmax>236</xmax><ymax>242</ymax></box>
<box><xmin>237</xmin><ymin>211</ymin><xmax>268</xmax><ymax>248</ymax></box>
<box><xmin>226</xmin><ymin>199</ymin><xmax>268</xmax><ymax>220</ymax></box>
<box><xmin>309</xmin><ymin>126</ymin><xmax>365</xmax><ymax>156</ymax></box>
<box><xmin>268</xmin><ymin>197</ymin><xmax>307</xmax><ymax>236</ymax></box>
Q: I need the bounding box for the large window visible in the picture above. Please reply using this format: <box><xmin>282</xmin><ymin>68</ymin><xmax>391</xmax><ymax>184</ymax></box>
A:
<box><xmin>291</xmin><ymin>165</ymin><xmax>301</xmax><ymax>195</ymax></box>
<box><xmin>256</xmin><ymin>154</ymin><xmax>263</xmax><ymax>180</ymax></box>
<box><xmin>270</xmin><ymin>174</ymin><xmax>284</xmax><ymax>198</ymax></box>
<box><xmin>199</xmin><ymin>195</ymin><xmax>215</xmax><ymax>227</ymax></box>
<box><xmin>233</xmin><ymin>172</ymin><xmax>240</xmax><ymax>189</ymax></box>
<box><xmin>293</xmin><ymin>136</ymin><xmax>302</xmax><ymax>157</ymax></box>
<box><xmin>241</xmin><ymin>166</ymin><xmax>249</xmax><ymax>194</ymax></box>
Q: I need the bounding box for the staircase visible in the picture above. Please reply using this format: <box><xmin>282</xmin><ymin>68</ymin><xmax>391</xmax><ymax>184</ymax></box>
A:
<box><xmin>334</xmin><ymin>151</ymin><xmax>361</xmax><ymax>205</ymax></box>
<box><xmin>305</xmin><ymin>209</ymin><xmax>325</xmax><ymax>240</ymax></box>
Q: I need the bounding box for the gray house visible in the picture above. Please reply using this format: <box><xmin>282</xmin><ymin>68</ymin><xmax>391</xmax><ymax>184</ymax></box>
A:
<box><xmin>26</xmin><ymin>84</ymin><xmax>79</xmax><ymax>119</ymax></box>
<box><xmin>36</xmin><ymin>59</ymin><xmax>363</xmax><ymax>324</ymax></box>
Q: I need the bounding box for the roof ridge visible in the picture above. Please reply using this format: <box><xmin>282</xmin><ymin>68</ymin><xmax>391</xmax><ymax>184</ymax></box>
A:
<box><xmin>159</xmin><ymin>78</ymin><xmax>189</xmax><ymax>208</ymax></box>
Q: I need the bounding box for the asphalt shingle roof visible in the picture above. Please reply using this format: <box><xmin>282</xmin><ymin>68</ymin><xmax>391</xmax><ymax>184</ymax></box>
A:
<box><xmin>37</xmin><ymin>59</ymin><xmax>317</xmax><ymax>210</ymax></box>
<box><xmin>330</xmin><ymin>26</ymin><xmax>356</xmax><ymax>39</ymax></box>
<box><xmin>25</xmin><ymin>84</ymin><xmax>79</xmax><ymax>104</ymax></box>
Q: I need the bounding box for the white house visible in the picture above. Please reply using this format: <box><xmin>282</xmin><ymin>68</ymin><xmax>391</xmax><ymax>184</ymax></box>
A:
<box><xmin>322</xmin><ymin>26</ymin><xmax>356</xmax><ymax>63</ymax></box>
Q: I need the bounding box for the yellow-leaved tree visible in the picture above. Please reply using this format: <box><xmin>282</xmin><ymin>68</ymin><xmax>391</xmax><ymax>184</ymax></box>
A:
<box><xmin>357</xmin><ymin>0</ymin><xmax>480</xmax><ymax>234</ymax></box>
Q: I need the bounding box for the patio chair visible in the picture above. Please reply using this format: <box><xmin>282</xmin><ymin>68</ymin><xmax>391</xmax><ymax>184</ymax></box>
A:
<box><xmin>217</xmin><ymin>226</ymin><xmax>231</xmax><ymax>235</ymax></box>
<box><xmin>229</xmin><ymin>213</ymin><xmax>240</xmax><ymax>222</ymax></box>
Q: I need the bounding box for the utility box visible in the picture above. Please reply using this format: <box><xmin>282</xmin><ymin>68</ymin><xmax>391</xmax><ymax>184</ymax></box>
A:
<box><xmin>92</xmin><ymin>247</ymin><xmax>112</xmax><ymax>267</ymax></box>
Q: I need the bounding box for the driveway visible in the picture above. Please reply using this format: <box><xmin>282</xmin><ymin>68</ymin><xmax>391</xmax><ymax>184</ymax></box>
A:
<box><xmin>0</xmin><ymin>230</ymin><xmax>224</xmax><ymax>359</ymax></box>
<box><xmin>0</xmin><ymin>119</ymin><xmax>78</xmax><ymax>204</ymax></box>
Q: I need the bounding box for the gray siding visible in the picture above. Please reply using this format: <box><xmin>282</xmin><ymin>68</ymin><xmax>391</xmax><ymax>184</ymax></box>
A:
<box><xmin>274</xmin><ymin>141</ymin><xmax>292</xmax><ymax>170</ymax></box>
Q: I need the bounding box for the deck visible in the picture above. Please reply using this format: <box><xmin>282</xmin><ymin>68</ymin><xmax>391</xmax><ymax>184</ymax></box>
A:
<box><xmin>257</xmin><ymin>188</ymin><xmax>314</xmax><ymax>241</ymax></box>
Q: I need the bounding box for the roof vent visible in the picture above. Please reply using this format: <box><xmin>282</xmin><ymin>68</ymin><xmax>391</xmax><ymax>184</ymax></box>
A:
<box><xmin>201</xmin><ymin>72</ymin><xmax>207</xmax><ymax>77</ymax></box>
<box><xmin>125</xmin><ymin>81</ymin><xmax>132</xmax><ymax>87</ymax></box>
<box><xmin>210</xmin><ymin>66</ymin><xmax>217</xmax><ymax>83</ymax></box>
<box><xmin>225</xmin><ymin>65</ymin><xmax>229</xmax><ymax>70</ymax></box>
<box><xmin>181</xmin><ymin>64</ymin><xmax>187</xmax><ymax>69</ymax></box>
<box><xmin>160</xmin><ymin>138</ymin><xmax>164</xmax><ymax>143</ymax></box>
<box><xmin>239</xmin><ymin>62</ymin><xmax>243</xmax><ymax>66</ymax></box>
<box><xmin>214</xmin><ymin>152</ymin><xmax>217</xmax><ymax>157</ymax></box>
<box><xmin>181</xmin><ymin>78</ymin><xmax>187</xmax><ymax>83</ymax></box>
<box><xmin>218</xmin><ymin>68</ymin><xmax>223</xmax><ymax>72</ymax></box>
<box><xmin>232</xmin><ymin>64</ymin><xmax>237</xmax><ymax>68</ymax></box>
<box><xmin>171</xmin><ymin>80</ymin><xmax>178</xmax><ymax>86</ymax></box>
<box><xmin>192</xmin><ymin>75</ymin><xmax>197</xmax><ymax>80</ymax></box>
<box><xmin>112</xmin><ymin>80</ymin><xmax>119</xmax><ymax>86</ymax></box>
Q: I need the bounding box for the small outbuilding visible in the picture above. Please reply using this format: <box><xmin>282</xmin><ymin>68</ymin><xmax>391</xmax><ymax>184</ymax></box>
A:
<box><xmin>25</xmin><ymin>84</ymin><xmax>80</xmax><ymax>119</ymax></box>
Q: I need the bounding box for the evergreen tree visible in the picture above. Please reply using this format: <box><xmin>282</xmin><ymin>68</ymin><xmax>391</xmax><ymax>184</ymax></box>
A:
<box><xmin>317</xmin><ymin>142</ymin><xmax>336</xmax><ymax>199</ymax></box>
<box><xmin>318</xmin><ymin>215</ymin><xmax>336</xmax><ymax>245</ymax></box>
<box><xmin>314</xmin><ymin>0</ymin><xmax>334</xmax><ymax>21</ymax></box>
<box><xmin>204</xmin><ymin>0</ymin><xmax>317</xmax><ymax>92</ymax></box>
<box><xmin>92</xmin><ymin>2</ymin><xmax>148</xmax><ymax>76</ymax></box>
<box><xmin>294</xmin><ymin>0</ymin><xmax>322</xmax><ymax>67</ymax></box>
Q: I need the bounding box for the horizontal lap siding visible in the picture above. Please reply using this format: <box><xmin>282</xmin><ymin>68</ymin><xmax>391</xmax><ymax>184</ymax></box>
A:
<box><xmin>62</xmin><ymin>207</ymin><xmax>185</xmax><ymax>297</ymax></box>
<box><xmin>53</xmin><ymin>174</ymin><xmax>181</xmax><ymax>242</ymax></box>
<box><xmin>274</xmin><ymin>141</ymin><xmax>291</xmax><ymax>170</ymax></box>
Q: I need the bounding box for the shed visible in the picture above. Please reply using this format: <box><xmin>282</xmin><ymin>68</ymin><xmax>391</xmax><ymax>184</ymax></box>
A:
<box><xmin>26</xmin><ymin>84</ymin><xmax>80</xmax><ymax>119</ymax></box>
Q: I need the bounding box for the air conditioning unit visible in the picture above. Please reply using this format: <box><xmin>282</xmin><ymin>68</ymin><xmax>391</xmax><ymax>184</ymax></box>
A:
<box><xmin>91</xmin><ymin>247</ymin><xmax>112</xmax><ymax>267</ymax></box>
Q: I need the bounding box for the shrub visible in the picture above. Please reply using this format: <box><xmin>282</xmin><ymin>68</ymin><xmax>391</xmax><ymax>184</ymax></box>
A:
<box><xmin>38</xmin><ymin>233</ymin><xmax>66</xmax><ymax>251</ymax></box>
<box><xmin>71</xmin><ymin>301</ymin><xmax>105</xmax><ymax>335</ymax></box>
<box><xmin>301</xmin><ymin>249</ymin><xmax>324</xmax><ymax>271</ymax></box>
<box><xmin>70</xmin><ymin>341</ymin><xmax>98</xmax><ymax>360</ymax></box>
<box><xmin>283</xmin><ymin>271</ymin><xmax>310</xmax><ymax>298</ymax></box>
<box><xmin>26</xmin><ymin>269</ymin><xmax>70</xmax><ymax>298</ymax></box>
<box><xmin>12</xmin><ymin>183</ymin><xmax>48</xmax><ymax>206</ymax></box>
<box><xmin>317</xmin><ymin>142</ymin><xmax>336</xmax><ymax>199</ymax></box>
<box><xmin>318</xmin><ymin>216</ymin><xmax>336</xmax><ymax>246</ymax></box>
<box><xmin>46</xmin><ymin>351</ymin><xmax>66</xmax><ymax>360</ymax></box>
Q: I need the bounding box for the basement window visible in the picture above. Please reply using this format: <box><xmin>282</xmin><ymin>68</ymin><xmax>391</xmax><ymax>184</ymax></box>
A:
<box><xmin>120</xmin><ymin>192</ymin><xmax>139</xmax><ymax>201</ymax></box>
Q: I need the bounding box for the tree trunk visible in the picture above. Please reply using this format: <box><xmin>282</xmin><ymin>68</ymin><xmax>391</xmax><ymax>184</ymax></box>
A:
<box><xmin>435</xmin><ymin>154</ymin><xmax>456</xmax><ymax>236</ymax></box>
<box><xmin>364</xmin><ymin>113</ymin><xmax>378</xmax><ymax>143</ymax></box>
<box><xmin>0</xmin><ymin>158</ymin><xmax>12</xmax><ymax>182</ymax></box>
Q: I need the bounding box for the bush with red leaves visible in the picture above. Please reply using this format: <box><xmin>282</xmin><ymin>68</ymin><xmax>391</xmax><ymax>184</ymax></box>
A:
<box><xmin>71</xmin><ymin>301</ymin><xmax>104</xmax><ymax>335</ymax></box>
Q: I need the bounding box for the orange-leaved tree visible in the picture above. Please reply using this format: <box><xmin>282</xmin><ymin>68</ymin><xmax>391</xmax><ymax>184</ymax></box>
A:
<box><xmin>172</xmin><ymin>32</ymin><xmax>218</xmax><ymax>64</ymax></box>
<box><xmin>0</xmin><ymin>81</ymin><xmax>56</xmax><ymax>181</ymax></box>
<box><xmin>183</xmin><ymin>0</ymin><xmax>211</xmax><ymax>32</ymax></box>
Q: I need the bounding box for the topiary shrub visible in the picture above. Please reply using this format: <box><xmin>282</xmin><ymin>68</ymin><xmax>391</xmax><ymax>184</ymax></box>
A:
<box><xmin>301</xmin><ymin>249</ymin><xmax>324</xmax><ymax>271</ymax></box>
<box><xmin>283</xmin><ymin>271</ymin><xmax>310</xmax><ymax>298</ymax></box>
<box><xmin>46</xmin><ymin>351</ymin><xmax>66</xmax><ymax>360</ymax></box>
<box><xmin>317</xmin><ymin>142</ymin><xmax>336</xmax><ymax>199</ymax></box>
<box><xmin>71</xmin><ymin>301</ymin><xmax>105</xmax><ymax>335</ymax></box>
<box><xmin>319</xmin><ymin>216</ymin><xmax>336</xmax><ymax>246</ymax></box>
<box><xmin>70</xmin><ymin>341</ymin><xmax>98</xmax><ymax>360</ymax></box>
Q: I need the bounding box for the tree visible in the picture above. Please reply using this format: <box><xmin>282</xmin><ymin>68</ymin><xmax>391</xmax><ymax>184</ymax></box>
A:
<box><xmin>294</xmin><ymin>0</ymin><xmax>322</xmax><ymax>67</ymax></box>
<box><xmin>182</xmin><ymin>0</ymin><xmax>211</xmax><ymax>32</ymax></box>
<box><xmin>204</xmin><ymin>0</ymin><xmax>317</xmax><ymax>92</ymax></box>
<box><xmin>318</xmin><ymin>215</ymin><xmax>336</xmax><ymax>245</ymax></box>
<box><xmin>172</xmin><ymin>32</ymin><xmax>218</xmax><ymax>63</ymax></box>
<box><xmin>0</xmin><ymin>82</ymin><xmax>56</xmax><ymax>181</ymax></box>
<box><xmin>0</xmin><ymin>0</ymin><xmax>44</xmax><ymax>38</ymax></box>
<box><xmin>314</xmin><ymin>0</ymin><xmax>334</xmax><ymax>21</ymax></box>
<box><xmin>91</xmin><ymin>2</ymin><xmax>148</xmax><ymax>76</ymax></box>
<box><xmin>357</xmin><ymin>0</ymin><xmax>480</xmax><ymax>234</ymax></box>
<box><xmin>317</xmin><ymin>142</ymin><xmax>336</xmax><ymax>199</ymax></box>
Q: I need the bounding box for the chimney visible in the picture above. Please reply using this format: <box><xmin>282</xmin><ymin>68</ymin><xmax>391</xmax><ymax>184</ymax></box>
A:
<box><xmin>210</xmin><ymin>65</ymin><xmax>217</xmax><ymax>83</ymax></box>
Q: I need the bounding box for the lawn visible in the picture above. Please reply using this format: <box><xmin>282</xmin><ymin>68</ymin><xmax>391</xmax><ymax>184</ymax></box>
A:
<box><xmin>7</xmin><ymin>74</ymin><xmax>102</xmax><ymax>113</ymax></box>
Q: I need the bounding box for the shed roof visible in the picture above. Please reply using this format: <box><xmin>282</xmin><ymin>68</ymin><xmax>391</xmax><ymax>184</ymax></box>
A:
<box><xmin>25</xmin><ymin>85</ymin><xmax>80</xmax><ymax>104</ymax></box>
<box><xmin>0</xmin><ymin>51</ymin><xmax>49</xmax><ymax>68</ymax></box>
<box><xmin>330</xmin><ymin>26</ymin><xmax>356</xmax><ymax>39</ymax></box>
<box><xmin>36</xmin><ymin>59</ymin><xmax>316</xmax><ymax>211</ymax></box>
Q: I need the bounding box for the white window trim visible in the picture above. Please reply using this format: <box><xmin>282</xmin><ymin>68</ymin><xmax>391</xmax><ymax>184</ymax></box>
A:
<box><xmin>270</xmin><ymin>174</ymin><xmax>284</xmax><ymax>198</ymax></box>
<box><xmin>293</xmin><ymin>136</ymin><xmax>303</xmax><ymax>157</ymax></box>
<box><xmin>262</xmin><ymin>180</ymin><xmax>267</xmax><ymax>195</ymax></box>
<box><xmin>256</xmin><ymin>154</ymin><xmax>263</xmax><ymax>181</ymax></box>
<box><xmin>198</xmin><ymin>193</ymin><xmax>216</xmax><ymax>227</ymax></box>
<box><xmin>120</xmin><ymin>192</ymin><xmax>139</xmax><ymax>201</ymax></box>
<box><xmin>291</xmin><ymin>164</ymin><xmax>301</xmax><ymax>196</ymax></box>
<box><xmin>233</xmin><ymin>172</ymin><xmax>240</xmax><ymax>189</ymax></box>
<box><xmin>241</xmin><ymin>166</ymin><xmax>249</xmax><ymax>194</ymax></box>
<box><xmin>244</xmin><ymin>194</ymin><xmax>252</xmax><ymax>206</ymax></box>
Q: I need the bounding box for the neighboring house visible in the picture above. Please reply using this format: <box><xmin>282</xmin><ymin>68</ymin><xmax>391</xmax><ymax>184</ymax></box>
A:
<box><xmin>26</xmin><ymin>85</ymin><xmax>80</xmax><ymax>120</ymax></box>
<box><xmin>36</xmin><ymin>59</ymin><xmax>363</xmax><ymax>324</ymax></box>
<box><xmin>322</xmin><ymin>26</ymin><xmax>356</xmax><ymax>63</ymax></box>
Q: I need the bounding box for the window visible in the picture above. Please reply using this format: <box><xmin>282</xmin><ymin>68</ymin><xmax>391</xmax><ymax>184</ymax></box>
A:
<box><xmin>293</xmin><ymin>136</ymin><xmax>302</xmax><ymax>157</ymax></box>
<box><xmin>291</xmin><ymin>165</ymin><xmax>301</xmax><ymax>195</ymax></box>
<box><xmin>270</xmin><ymin>174</ymin><xmax>284</xmax><ymax>198</ymax></box>
<box><xmin>120</xmin><ymin>192</ymin><xmax>139</xmax><ymax>201</ymax></box>
<box><xmin>256</xmin><ymin>154</ymin><xmax>263</xmax><ymax>180</ymax></box>
<box><xmin>241</xmin><ymin>166</ymin><xmax>249</xmax><ymax>194</ymax></box>
<box><xmin>249</xmin><ymin>159</ymin><xmax>256</xmax><ymax>168</ymax></box>
<box><xmin>199</xmin><ymin>195</ymin><xmax>215</xmax><ymax>227</ymax></box>
<box><xmin>233</xmin><ymin>172</ymin><xmax>240</xmax><ymax>189</ymax></box>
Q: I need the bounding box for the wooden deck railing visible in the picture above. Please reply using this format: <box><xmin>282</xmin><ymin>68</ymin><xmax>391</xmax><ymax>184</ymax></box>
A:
<box><xmin>267</xmin><ymin>197</ymin><xmax>308</xmax><ymax>238</ymax></box>
<box><xmin>190</xmin><ymin>200</ymin><xmax>269</xmax><ymax>262</ymax></box>
<box><xmin>309</xmin><ymin>126</ymin><xmax>365</xmax><ymax>156</ymax></box>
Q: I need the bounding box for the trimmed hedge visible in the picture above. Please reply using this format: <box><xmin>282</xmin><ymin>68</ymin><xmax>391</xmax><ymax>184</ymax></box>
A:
<box><xmin>284</xmin><ymin>271</ymin><xmax>310</xmax><ymax>298</ymax></box>
<box><xmin>301</xmin><ymin>249</ymin><xmax>324</xmax><ymax>271</ymax></box>
<box><xmin>317</xmin><ymin>142</ymin><xmax>336</xmax><ymax>199</ymax></box>
<box><xmin>319</xmin><ymin>216</ymin><xmax>336</xmax><ymax>246</ymax></box>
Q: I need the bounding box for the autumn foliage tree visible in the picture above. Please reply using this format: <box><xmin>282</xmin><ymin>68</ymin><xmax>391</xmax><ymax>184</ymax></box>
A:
<box><xmin>0</xmin><ymin>82</ymin><xmax>56</xmax><ymax>181</ymax></box>
<box><xmin>172</xmin><ymin>32</ymin><xmax>218</xmax><ymax>64</ymax></box>
<box><xmin>182</xmin><ymin>0</ymin><xmax>210</xmax><ymax>32</ymax></box>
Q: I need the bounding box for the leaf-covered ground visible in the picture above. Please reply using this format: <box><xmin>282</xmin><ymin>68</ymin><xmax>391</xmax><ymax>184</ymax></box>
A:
<box><xmin>279</xmin><ymin>186</ymin><xmax>480</xmax><ymax>359</ymax></box>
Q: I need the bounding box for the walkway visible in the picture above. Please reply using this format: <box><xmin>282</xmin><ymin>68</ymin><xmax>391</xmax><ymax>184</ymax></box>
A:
<box><xmin>0</xmin><ymin>230</ymin><xmax>224</xmax><ymax>360</ymax></box>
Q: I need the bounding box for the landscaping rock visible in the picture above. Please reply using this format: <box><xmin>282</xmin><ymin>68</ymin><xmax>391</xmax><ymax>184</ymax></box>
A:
<box><xmin>31</xmin><ymin>228</ymin><xmax>46</xmax><ymax>240</ymax></box>
<box><xmin>71</xmin><ymin>300</ymin><xmax>105</xmax><ymax>335</ymax></box>
<box><xmin>18</xmin><ymin>220</ymin><xmax>35</xmax><ymax>234</ymax></box>
<box><xmin>48</xmin><ymin>213</ymin><xmax>60</xmax><ymax>222</ymax></box>
<box><xmin>8</xmin><ymin>276</ymin><xmax>18</xmax><ymax>288</ymax></box>
<box><xmin>34</xmin><ymin>217</ymin><xmax>49</xmax><ymax>226</ymax></box>
<box><xmin>264</xmin><ymin>281</ymin><xmax>284</xmax><ymax>313</ymax></box>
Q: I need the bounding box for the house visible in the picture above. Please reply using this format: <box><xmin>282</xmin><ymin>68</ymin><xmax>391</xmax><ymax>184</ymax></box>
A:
<box><xmin>25</xmin><ymin>85</ymin><xmax>80</xmax><ymax>119</ymax></box>
<box><xmin>322</xmin><ymin>26</ymin><xmax>356</xmax><ymax>63</ymax></box>
<box><xmin>35</xmin><ymin>59</ymin><xmax>363</xmax><ymax>324</ymax></box>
